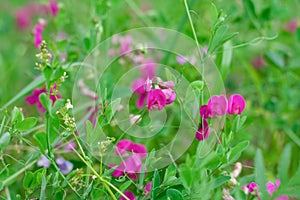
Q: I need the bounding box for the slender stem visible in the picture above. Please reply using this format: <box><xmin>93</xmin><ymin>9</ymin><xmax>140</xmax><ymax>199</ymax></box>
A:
<box><xmin>46</xmin><ymin>116</ymin><xmax>52</xmax><ymax>158</ymax></box>
<box><xmin>72</xmin><ymin>131</ymin><xmax>86</xmax><ymax>158</ymax></box>
<box><xmin>72</xmin><ymin>148</ymin><xmax>129</xmax><ymax>200</ymax></box>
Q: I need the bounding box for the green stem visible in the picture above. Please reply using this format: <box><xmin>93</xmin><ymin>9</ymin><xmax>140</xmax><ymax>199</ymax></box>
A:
<box><xmin>72</xmin><ymin>148</ymin><xmax>129</xmax><ymax>200</ymax></box>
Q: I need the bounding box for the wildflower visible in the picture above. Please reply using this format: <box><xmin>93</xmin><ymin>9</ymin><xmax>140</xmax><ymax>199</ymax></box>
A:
<box><xmin>143</xmin><ymin>181</ymin><xmax>152</xmax><ymax>195</ymax></box>
<box><xmin>25</xmin><ymin>84</ymin><xmax>61</xmax><ymax>113</ymax></box>
<box><xmin>129</xmin><ymin>114</ymin><xmax>141</xmax><ymax>125</ymax></box>
<box><xmin>200</xmin><ymin>105</ymin><xmax>211</xmax><ymax>119</ymax></box>
<box><xmin>147</xmin><ymin>89</ymin><xmax>166</xmax><ymax>110</ymax></box>
<box><xmin>65</xmin><ymin>141</ymin><xmax>77</xmax><ymax>152</ymax></box>
<box><xmin>56</xmin><ymin>157</ymin><xmax>73</xmax><ymax>175</ymax></box>
<box><xmin>176</xmin><ymin>55</ymin><xmax>187</xmax><ymax>65</ymax></box>
<box><xmin>119</xmin><ymin>35</ymin><xmax>133</xmax><ymax>55</ymax></box>
<box><xmin>49</xmin><ymin>0</ymin><xmax>59</xmax><ymax>17</ymax></box>
<box><xmin>37</xmin><ymin>155</ymin><xmax>50</xmax><ymax>168</ymax></box>
<box><xmin>161</xmin><ymin>88</ymin><xmax>176</xmax><ymax>104</ymax></box>
<box><xmin>284</xmin><ymin>19</ymin><xmax>298</xmax><ymax>33</ymax></box>
<box><xmin>112</xmin><ymin>140</ymin><xmax>147</xmax><ymax>180</ymax></box>
<box><xmin>227</xmin><ymin>94</ymin><xmax>246</xmax><ymax>115</ymax></box>
<box><xmin>33</xmin><ymin>19</ymin><xmax>47</xmax><ymax>49</ymax></box>
<box><xmin>120</xmin><ymin>190</ymin><xmax>136</xmax><ymax>200</ymax></box>
<box><xmin>207</xmin><ymin>95</ymin><xmax>228</xmax><ymax>117</ymax></box>
<box><xmin>195</xmin><ymin>119</ymin><xmax>210</xmax><ymax>141</ymax></box>
<box><xmin>251</xmin><ymin>56</ymin><xmax>266</xmax><ymax>69</ymax></box>
<box><xmin>246</xmin><ymin>182</ymin><xmax>258</xmax><ymax>194</ymax></box>
<box><xmin>232</xmin><ymin>162</ymin><xmax>242</xmax><ymax>178</ymax></box>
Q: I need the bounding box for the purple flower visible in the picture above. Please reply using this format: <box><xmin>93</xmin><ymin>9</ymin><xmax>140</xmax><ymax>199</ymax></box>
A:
<box><xmin>227</xmin><ymin>94</ymin><xmax>246</xmax><ymax>115</ymax></box>
<box><xmin>65</xmin><ymin>141</ymin><xmax>77</xmax><ymax>152</ymax></box>
<box><xmin>37</xmin><ymin>155</ymin><xmax>50</xmax><ymax>168</ymax></box>
<box><xmin>55</xmin><ymin>157</ymin><xmax>73</xmax><ymax>175</ymax></box>
<box><xmin>207</xmin><ymin>95</ymin><xmax>228</xmax><ymax>117</ymax></box>
<box><xmin>200</xmin><ymin>105</ymin><xmax>211</xmax><ymax>119</ymax></box>
<box><xmin>147</xmin><ymin>89</ymin><xmax>166</xmax><ymax>110</ymax></box>
<box><xmin>247</xmin><ymin>182</ymin><xmax>258</xmax><ymax>194</ymax></box>
<box><xmin>25</xmin><ymin>84</ymin><xmax>61</xmax><ymax>113</ymax></box>
<box><xmin>176</xmin><ymin>55</ymin><xmax>187</xmax><ymax>65</ymax></box>
<box><xmin>195</xmin><ymin>119</ymin><xmax>210</xmax><ymax>141</ymax></box>
<box><xmin>120</xmin><ymin>190</ymin><xmax>136</xmax><ymax>200</ymax></box>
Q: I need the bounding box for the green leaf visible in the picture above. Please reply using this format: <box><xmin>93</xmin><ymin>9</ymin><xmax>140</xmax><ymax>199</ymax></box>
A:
<box><xmin>179</xmin><ymin>164</ymin><xmax>192</xmax><ymax>189</ymax></box>
<box><xmin>43</xmin><ymin>66</ymin><xmax>53</xmax><ymax>82</ymax></box>
<box><xmin>151</xmin><ymin>169</ymin><xmax>161</xmax><ymax>199</ymax></box>
<box><xmin>15</xmin><ymin>117</ymin><xmax>38</xmax><ymax>132</ymax></box>
<box><xmin>220</xmin><ymin>41</ymin><xmax>232</xmax><ymax>80</ymax></box>
<box><xmin>265</xmin><ymin>51</ymin><xmax>285</xmax><ymax>69</ymax></box>
<box><xmin>278</xmin><ymin>143</ymin><xmax>292</xmax><ymax>184</ymax></box>
<box><xmin>11</xmin><ymin>106</ymin><xmax>23</xmax><ymax>124</ymax></box>
<box><xmin>34</xmin><ymin>132</ymin><xmax>47</xmax><ymax>153</ymax></box>
<box><xmin>23</xmin><ymin>172</ymin><xmax>35</xmax><ymax>189</ymax></box>
<box><xmin>166</xmin><ymin>188</ymin><xmax>184</xmax><ymax>200</ymax></box>
<box><xmin>40</xmin><ymin>174</ymin><xmax>46</xmax><ymax>200</ymax></box>
<box><xmin>82</xmin><ymin>181</ymin><xmax>93</xmax><ymax>199</ymax></box>
<box><xmin>228</xmin><ymin>140</ymin><xmax>249</xmax><ymax>164</ymax></box>
<box><xmin>208</xmin><ymin>176</ymin><xmax>231</xmax><ymax>189</ymax></box>
<box><xmin>288</xmin><ymin>163</ymin><xmax>300</xmax><ymax>187</ymax></box>
<box><xmin>51</xmin><ymin>99</ymin><xmax>65</xmax><ymax>115</ymax></box>
<box><xmin>119</xmin><ymin>181</ymin><xmax>132</xmax><ymax>192</ymax></box>
<box><xmin>39</xmin><ymin>93</ymin><xmax>52</xmax><ymax>113</ymax></box>
<box><xmin>254</xmin><ymin>149</ymin><xmax>268</xmax><ymax>199</ymax></box>
<box><xmin>0</xmin><ymin>132</ymin><xmax>11</xmax><ymax>151</ymax></box>
<box><xmin>105</xmin><ymin>98</ymin><xmax>121</xmax><ymax>124</ymax></box>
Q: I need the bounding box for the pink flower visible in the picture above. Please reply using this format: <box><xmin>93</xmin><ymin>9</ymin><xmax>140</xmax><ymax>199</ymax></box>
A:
<box><xmin>147</xmin><ymin>89</ymin><xmax>166</xmax><ymax>110</ymax></box>
<box><xmin>247</xmin><ymin>182</ymin><xmax>258</xmax><ymax>194</ymax></box>
<box><xmin>284</xmin><ymin>19</ymin><xmax>298</xmax><ymax>33</ymax></box>
<box><xmin>251</xmin><ymin>56</ymin><xmax>266</xmax><ymax>69</ymax></box>
<box><xmin>49</xmin><ymin>0</ymin><xmax>59</xmax><ymax>17</ymax></box>
<box><xmin>119</xmin><ymin>35</ymin><xmax>133</xmax><ymax>55</ymax></box>
<box><xmin>141</xmin><ymin>60</ymin><xmax>156</xmax><ymax>80</ymax></box>
<box><xmin>25</xmin><ymin>85</ymin><xmax>61</xmax><ymax>113</ymax></box>
<box><xmin>207</xmin><ymin>95</ymin><xmax>228</xmax><ymax>117</ymax></box>
<box><xmin>65</xmin><ymin>141</ymin><xmax>77</xmax><ymax>152</ymax></box>
<box><xmin>227</xmin><ymin>94</ymin><xmax>246</xmax><ymax>115</ymax></box>
<box><xmin>131</xmin><ymin>78</ymin><xmax>148</xmax><ymax>109</ymax></box>
<box><xmin>200</xmin><ymin>105</ymin><xmax>211</xmax><ymax>119</ymax></box>
<box><xmin>195</xmin><ymin>119</ymin><xmax>210</xmax><ymax>141</ymax></box>
<box><xmin>267</xmin><ymin>179</ymin><xmax>280</xmax><ymax>195</ymax></box>
<box><xmin>120</xmin><ymin>190</ymin><xmax>136</xmax><ymax>200</ymax></box>
<box><xmin>33</xmin><ymin>19</ymin><xmax>47</xmax><ymax>49</ymax></box>
<box><xmin>143</xmin><ymin>181</ymin><xmax>152</xmax><ymax>195</ymax></box>
<box><xmin>15</xmin><ymin>8</ymin><xmax>32</xmax><ymax>30</ymax></box>
<box><xmin>176</xmin><ymin>55</ymin><xmax>187</xmax><ymax>65</ymax></box>
<box><xmin>161</xmin><ymin>88</ymin><xmax>176</xmax><ymax>104</ymax></box>
<box><xmin>112</xmin><ymin>140</ymin><xmax>147</xmax><ymax>180</ymax></box>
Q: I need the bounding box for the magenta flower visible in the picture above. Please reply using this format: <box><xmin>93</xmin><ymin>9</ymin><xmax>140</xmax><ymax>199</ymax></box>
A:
<box><xmin>37</xmin><ymin>155</ymin><xmax>50</xmax><ymax>168</ymax></box>
<box><xmin>195</xmin><ymin>119</ymin><xmax>210</xmax><ymax>141</ymax></box>
<box><xmin>112</xmin><ymin>140</ymin><xmax>147</xmax><ymax>180</ymax></box>
<box><xmin>162</xmin><ymin>88</ymin><xmax>176</xmax><ymax>104</ymax></box>
<box><xmin>119</xmin><ymin>35</ymin><xmax>133</xmax><ymax>55</ymax></box>
<box><xmin>131</xmin><ymin>78</ymin><xmax>148</xmax><ymax>109</ymax></box>
<box><xmin>247</xmin><ymin>182</ymin><xmax>258</xmax><ymax>194</ymax></box>
<box><xmin>267</xmin><ymin>179</ymin><xmax>280</xmax><ymax>195</ymax></box>
<box><xmin>49</xmin><ymin>0</ymin><xmax>59</xmax><ymax>17</ymax></box>
<box><xmin>120</xmin><ymin>190</ymin><xmax>136</xmax><ymax>200</ymax></box>
<box><xmin>25</xmin><ymin>85</ymin><xmax>61</xmax><ymax>113</ymax></box>
<box><xmin>143</xmin><ymin>181</ymin><xmax>152</xmax><ymax>195</ymax></box>
<box><xmin>251</xmin><ymin>56</ymin><xmax>266</xmax><ymax>69</ymax></box>
<box><xmin>147</xmin><ymin>89</ymin><xmax>166</xmax><ymax>110</ymax></box>
<box><xmin>33</xmin><ymin>19</ymin><xmax>47</xmax><ymax>49</ymax></box>
<box><xmin>284</xmin><ymin>19</ymin><xmax>298</xmax><ymax>33</ymax></box>
<box><xmin>141</xmin><ymin>60</ymin><xmax>156</xmax><ymax>80</ymax></box>
<box><xmin>200</xmin><ymin>105</ymin><xmax>211</xmax><ymax>119</ymax></box>
<box><xmin>55</xmin><ymin>157</ymin><xmax>73</xmax><ymax>175</ymax></box>
<box><xmin>227</xmin><ymin>94</ymin><xmax>246</xmax><ymax>115</ymax></box>
<box><xmin>207</xmin><ymin>95</ymin><xmax>228</xmax><ymax>117</ymax></box>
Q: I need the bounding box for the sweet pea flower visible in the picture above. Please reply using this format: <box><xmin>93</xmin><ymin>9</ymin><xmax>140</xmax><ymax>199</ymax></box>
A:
<box><xmin>49</xmin><ymin>0</ymin><xmax>59</xmax><ymax>17</ymax></box>
<box><xmin>176</xmin><ymin>55</ymin><xmax>187</xmax><ymax>65</ymax></box>
<box><xmin>161</xmin><ymin>88</ymin><xmax>176</xmax><ymax>104</ymax></box>
<box><xmin>267</xmin><ymin>179</ymin><xmax>289</xmax><ymax>200</ymax></box>
<box><xmin>120</xmin><ymin>190</ymin><xmax>136</xmax><ymax>200</ymax></box>
<box><xmin>33</xmin><ymin>19</ymin><xmax>47</xmax><ymax>49</ymax></box>
<box><xmin>207</xmin><ymin>95</ymin><xmax>228</xmax><ymax>117</ymax></box>
<box><xmin>195</xmin><ymin>119</ymin><xmax>210</xmax><ymax>141</ymax></box>
<box><xmin>112</xmin><ymin>140</ymin><xmax>147</xmax><ymax>180</ymax></box>
<box><xmin>284</xmin><ymin>19</ymin><xmax>298</xmax><ymax>33</ymax></box>
<box><xmin>55</xmin><ymin>157</ymin><xmax>73</xmax><ymax>175</ymax></box>
<box><xmin>37</xmin><ymin>155</ymin><xmax>50</xmax><ymax>168</ymax></box>
<box><xmin>247</xmin><ymin>182</ymin><xmax>258</xmax><ymax>194</ymax></box>
<box><xmin>227</xmin><ymin>94</ymin><xmax>246</xmax><ymax>115</ymax></box>
<box><xmin>143</xmin><ymin>181</ymin><xmax>152</xmax><ymax>195</ymax></box>
<box><xmin>200</xmin><ymin>105</ymin><xmax>211</xmax><ymax>119</ymax></box>
<box><xmin>25</xmin><ymin>84</ymin><xmax>61</xmax><ymax>113</ymax></box>
<box><xmin>147</xmin><ymin>89</ymin><xmax>166</xmax><ymax>110</ymax></box>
